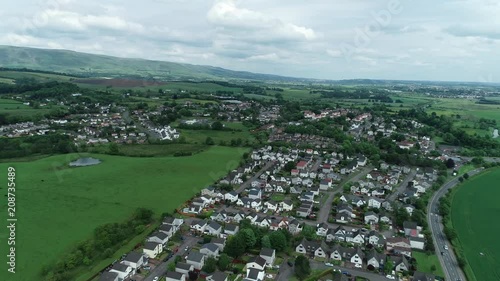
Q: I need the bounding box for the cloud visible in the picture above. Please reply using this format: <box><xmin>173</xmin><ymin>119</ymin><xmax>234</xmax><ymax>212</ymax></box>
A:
<box><xmin>445</xmin><ymin>25</ymin><xmax>500</xmax><ymax>40</ymax></box>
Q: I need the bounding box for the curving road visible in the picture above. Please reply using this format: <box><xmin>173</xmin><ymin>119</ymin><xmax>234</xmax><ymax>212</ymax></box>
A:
<box><xmin>427</xmin><ymin>167</ymin><xmax>484</xmax><ymax>281</ymax></box>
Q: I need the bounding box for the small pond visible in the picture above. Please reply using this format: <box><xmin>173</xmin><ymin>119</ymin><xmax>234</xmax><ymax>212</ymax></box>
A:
<box><xmin>69</xmin><ymin>157</ymin><xmax>102</xmax><ymax>167</ymax></box>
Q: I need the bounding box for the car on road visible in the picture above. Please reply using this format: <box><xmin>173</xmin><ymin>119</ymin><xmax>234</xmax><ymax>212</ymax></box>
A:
<box><xmin>324</xmin><ymin>262</ymin><xmax>334</xmax><ymax>267</ymax></box>
<box><xmin>444</xmin><ymin>245</ymin><xmax>448</xmax><ymax>250</ymax></box>
<box><xmin>287</xmin><ymin>260</ymin><xmax>294</xmax><ymax>267</ymax></box>
<box><xmin>153</xmin><ymin>277</ymin><xmax>159</xmax><ymax>281</ymax></box>
<box><xmin>386</xmin><ymin>275</ymin><xmax>395</xmax><ymax>279</ymax></box>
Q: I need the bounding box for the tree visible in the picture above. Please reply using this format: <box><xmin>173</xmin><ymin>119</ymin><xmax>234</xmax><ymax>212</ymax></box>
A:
<box><xmin>269</xmin><ymin>230</ymin><xmax>288</xmax><ymax>251</ymax></box>
<box><xmin>167</xmin><ymin>262</ymin><xmax>175</xmax><ymax>271</ymax></box>
<box><xmin>261</xmin><ymin>235</ymin><xmax>272</xmax><ymax>249</ymax></box>
<box><xmin>202</xmin><ymin>257</ymin><xmax>217</xmax><ymax>273</ymax></box>
<box><xmin>217</xmin><ymin>253</ymin><xmax>231</xmax><ymax>271</ymax></box>
<box><xmin>446</xmin><ymin>158</ymin><xmax>456</xmax><ymax>169</ymax></box>
<box><xmin>212</xmin><ymin>121</ymin><xmax>224</xmax><ymax>130</ymax></box>
<box><xmin>225</xmin><ymin>234</ymin><xmax>246</xmax><ymax>258</ymax></box>
<box><xmin>431</xmin><ymin>264</ymin><xmax>437</xmax><ymax>272</ymax></box>
<box><xmin>384</xmin><ymin>260</ymin><xmax>394</xmax><ymax>275</ymax></box>
<box><xmin>294</xmin><ymin>255</ymin><xmax>311</xmax><ymax>280</ymax></box>
<box><xmin>241</xmin><ymin>228</ymin><xmax>257</xmax><ymax>249</ymax></box>
<box><xmin>205</xmin><ymin>137</ymin><xmax>215</xmax><ymax>145</ymax></box>
<box><xmin>108</xmin><ymin>142</ymin><xmax>120</xmax><ymax>155</ymax></box>
<box><xmin>463</xmin><ymin>173</ymin><xmax>469</xmax><ymax>179</ymax></box>
<box><xmin>458</xmin><ymin>176</ymin><xmax>464</xmax><ymax>183</ymax></box>
<box><xmin>284</xmin><ymin>161</ymin><xmax>296</xmax><ymax>172</ymax></box>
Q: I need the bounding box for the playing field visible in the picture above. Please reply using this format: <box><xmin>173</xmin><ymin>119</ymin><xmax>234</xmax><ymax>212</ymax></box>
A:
<box><xmin>0</xmin><ymin>146</ymin><xmax>247</xmax><ymax>281</ymax></box>
<box><xmin>451</xmin><ymin>168</ymin><xmax>500</xmax><ymax>281</ymax></box>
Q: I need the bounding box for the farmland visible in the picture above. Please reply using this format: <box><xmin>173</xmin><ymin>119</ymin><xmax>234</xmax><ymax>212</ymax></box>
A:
<box><xmin>0</xmin><ymin>146</ymin><xmax>247</xmax><ymax>281</ymax></box>
<box><xmin>451</xmin><ymin>168</ymin><xmax>500</xmax><ymax>281</ymax></box>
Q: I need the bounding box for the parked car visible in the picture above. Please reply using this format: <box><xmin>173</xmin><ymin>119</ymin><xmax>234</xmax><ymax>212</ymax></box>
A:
<box><xmin>324</xmin><ymin>262</ymin><xmax>334</xmax><ymax>267</ymax></box>
<box><xmin>287</xmin><ymin>260</ymin><xmax>294</xmax><ymax>267</ymax></box>
<box><xmin>143</xmin><ymin>265</ymin><xmax>151</xmax><ymax>270</ymax></box>
<box><xmin>354</xmin><ymin>264</ymin><xmax>362</xmax><ymax>268</ymax></box>
<box><xmin>386</xmin><ymin>275</ymin><xmax>395</xmax><ymax>280</ymax></box>
<box><xmin>153</xmin><ymin>277</ymin><xmax>159</xmax><ymax>281</ymax></box>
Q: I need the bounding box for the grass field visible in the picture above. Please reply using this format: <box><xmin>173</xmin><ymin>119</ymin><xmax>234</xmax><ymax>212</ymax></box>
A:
<box><xmin>0</xmin><ymin>98</ymin><xmax>56</xmax><ymax>117</ymax></box>
<box><xmin>179</xmin><ymin>128</ymin><xmax>255</xmax><ymax>144</ymax></box>
<box><xmin>451</xmin><ymin>168</ymin><xmax>500</xmax><ymax>281</ymax></box>
<box><xmin>413</xmin><ymin>252</ymin><xmax>445</xmax><ymax>277</ymax></box>
<box><xmin>0</xmin><ymin>146</ymin><xmax>247</xmax><ymax>281</ymax></box>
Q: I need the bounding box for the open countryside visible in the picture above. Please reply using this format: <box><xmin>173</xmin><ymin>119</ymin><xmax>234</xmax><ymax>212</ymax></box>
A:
<box><xmin>0</xmin><ymin>146</ymin><xmax>246</xmax><ymax>281</ymax></box>
<box><xmin>451</xmin><ymin>168</ymin><xmax>500</xmax><ymax>281</ymax></box>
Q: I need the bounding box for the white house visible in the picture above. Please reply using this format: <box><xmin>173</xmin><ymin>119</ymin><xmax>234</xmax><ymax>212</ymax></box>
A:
<box><xmin>259</xmin><ymin>248</ymin><xmax>276</xmax><ymax>266</ymax></box>
<box><xmin>143</xmin><ymin>242</ymin><xmax>163</xmax><ymax>259</ymax></box>
<box><xmin>186</xmin><ymin>251</ymin><xmax>205</xmax><ymax>270</ymax></box>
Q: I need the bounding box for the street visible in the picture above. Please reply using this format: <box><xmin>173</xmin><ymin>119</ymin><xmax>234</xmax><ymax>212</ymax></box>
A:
<box><xmin>236</xmin><ymin>161</ymin><xmax>275</xmax><ymax>194</ymax></box>
<box><xmin>427</xmin><ymin>167</ymin><xmax>484</xmax><ymax>281</ymax></box>
<box><xmin>387</xmin><ymin>168</ymin><xmax>416</xmax><ymax>202</ymax></box>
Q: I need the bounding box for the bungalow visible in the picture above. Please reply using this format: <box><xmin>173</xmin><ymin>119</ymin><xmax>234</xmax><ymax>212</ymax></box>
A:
<box><xmin>200</xmin><ymin>243</ymin><xmax>220</xmax><ymax>258</ymax></box>
<box><xmin>291</xmin><ymin>169</ymin><xmax>299</xmax><ymax>176</ymax></box>
<box><xmin>122</xmin><ymin>252</ymin><xmax>145</xmax><ymax>274</ymax></box>
<box><xmin>175</xmin><ymin>262</ymin><xmax>194</xmax><ymax>275</ymax></box>
<box><xmin>109</xmin><ymin>263</ymin><xmax>133</xmax><ymax>280</ymax></box>
<box><xmin>248</xmin><ymin>188</ymin><xmax>262</xmax><ymax>200</ymax></box>
<box><xmin>367</xmin><ymin>197</ymin><xmax>383</xmax><ymax>209</ymax></box>
<box><xmin>224</xmin><ymin>224</ymin><xmax>239</xmax><ymax>236</ymax></box>
<box><xmin>206</xmin><ymin>272</ymin><xmax>228</xmax><ymax>281</ymax></box>
<box><xmin>201</xmin><ymin>186</ymin><xmax>217</xmax><ymax>197</ymax></box>
<box><xmin>224</xmin><ymin>191</ymin><xmax>239</xmax><ymax>203</ymax></box>
<box><xmin>296</xmin><ymin>161</ymin><xmax>308</xmax><ymax>170</ymax></box>
<box><xmin>246</xmin><ymin>256</ymin><xmax>267</xmax><ymax>271</ymax></box>
<box><xmin>147</xmin><ymin>231</ymin><xmax>169</xmax><ymax>246</ymax></box>
<box><xmin>98</xmin><ymin>272</ymin><xmax>119</xmax><ymax>281</ymax></box>
<box><xmin>186</xmin><ymin>251</ymin><xmax>205</xmax><ymax>270</ymax></box>
<box><xmin>143</xmin><ymin>242</ymin><xmax>163</xmax><ymax>259</ymax></box>
<box><xmin>165</xmin><ymin>271</ymin><xmax>186</xmax><ymax>281</ymax></box>
<box><xmin>300</xmin><ymin>191</ymin><xmax>315</xmax><ymax>202</ymax></box>
<box><xmin>295</xmin><ymin>238</ymin><xmax>328</xmax><ymax>258</ymax></box>
<box><xmin>259</xmin><ymin>248</ymin><xmax>276</xmax><ymax>266</ymax></box>
<box><xmin>403</xmin><ymin>221</ymin><xmax>420</xmax><ymax>237</ymax></box>
<box><xmin>206</xmin><ymin>221</ymin><xmax>223</xmax><ymax>236</ymax></box>
<box><xmin>409</xmin><ymin>236</ymin><xmax>426</xmax><ymax>250</ymax></box>
<box><xmin>367</xmin><ymin>231</ymin><xmax>386</xmax><ymax>247</ymax></box>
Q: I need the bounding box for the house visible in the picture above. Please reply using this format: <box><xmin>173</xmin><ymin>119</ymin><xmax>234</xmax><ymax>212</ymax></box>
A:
<box><xmin>403</xmin><ymin>221</ymin><xmax>420</xmax><ymax>237</ymax></box>
<box><xmin>248</xmin><ymin>188</ymin><xmax>262</xmax><ymax>199</ymax></box>
<box><xmin>357</xmin><ymin>154</ymin><xmax>367</xmax><ymax>166</ymax></box>
<box><xmin>206</xmin><ymin>221</ymin><xmax>223</xmax><ymax>236</ymax></box>
<box><xmin>165</xmin><ymin>271</ymin><xmax>187</xmax><ymax>281</ymax></box>
<box><xmin>211</xmin><ymin>211</ymin><xmax>228</xmax><ymax>223</ymax></box>
<box><xmin>295</xmin><ymin>238</ymin><xmax>328</xmax><ymax>258</ymax></box>
<box><xmin>379</xmin><ymin>213</ymin><xmax>392</xmax><ymax>225</ymax></box>
<box><xmin>404</xmin><ymin>204</ymin><xmax>415</xmax><ymax>215</ymax></box>
<box><xmin>264</xmin><ymin>201</ymin><xmax>278</xmax><ymax>212</ymax></box>
<box><xmin>109</xmin><ymin>263</ymin><xmax>133</xmax><ymax>280</ymax></box>
<box><xmin>348</xmin><ymin>247</ymin><xmax>364</xmax><ymax>267</ymax></box>
<box><xmin>98</xmin><ymin>272</ymin><xmax>119</xmax><ymax>281</ymax></box>
<box><xmin>246</xmin><ymin>256</ymin><xmax>267</xmax><ymax>271</ymax></box>
<box><xmin>280</xmin><ymin>200</ymin><xmax>294</xmax><ymax>212</ymax></box>
<box><xmin>163</xmin><ymin>217</ymin><xmax>184</xmax><ymax>231</ymax></box>
<box><xmin>191</xmin><ymin>219</ymin><xmax>208</xmax><ymax>233</ymax></box>
<box><xmin>288</xmin><ymin>219</ymin><xmax>303</xmax><ymax>235</ymax></box>
<box><xmin>413</xmin><ymin>271</ymin><xmax>435</xmax><ymax>281</ymax></box>
<box><xmin>390</xmin><ymin>255</ymin><xmax>410</xmax><ymax>272</ymax></box>
<box><xmin>364</xmin><ymin>211</ymin><xmax>379</xmax><ymax>224</ymax></box>
<box><xmin>211</xmin><ymin>237</ymin><xmax>226</xmax><ymax>251</ymax></box>
<box><xmin>366</xmin><ymin>250</ymin><xmax>386</xmax><ymax>270</ymax></box>
<box><xmin>159</xmin><ymin>224</ymin><xmax>175</xmax><ymax>238</ymax></box>
<box><xmin>224</xmin><ymin>224</ymin><xmax>239</xmax><ymax>236</ymax></box>
<box><xmin>175</xmin><ymin>262</ymin><xmax>194</xmax><ymax>275</ymax></box>
<box><xmin>122</xmin><ymin>252</ymin><xmax>145</xmax><ymax>274</ymax></box>
<box><xmin>147</xmin><ymin>231</ymin><xmax>169</xmax><ymax>246</ymax></box>
<box><xmin>316</xmin><ymin>223</ymin><xmax>329</xmax><ymax>237</ymax></box>
<box><xmin>143</xmin><ymin>242</ymin><xmax>163</xmax><ymax>259</ymax></box>
<box><xmin>200</xmin><ymin>243</ymin><xmax>220</xmax><ymax>258</ymax></box>
<box><xmin>270</xmin><ymin>217</ymin><xmax>288</xmax><ymax>230</ymax></box>
<box><xmin>386</xmin><ymin>237</ymin><xmax>412</xmax><ymax>257</ymax></box>
<box><xmin>202</xmin><ymin>186</ymin><xmax>217</xmax><ymax>197</ymax></box>
<box><xmin>409</xmin><ymin>236</ymin><xmax>426</xmax><ymax>250</ymax></box>
<box><xmin>224</xmin><ymin>191</ymin><xmax>239</xmax><ymax>203</ymax></box>
<box><xmin>259</xmin><ymin>248</ymin><xmax>276</xmax><ymax>266</ymax></box>
<box><xmin>367</xmin><ymin>231</ymin><xmax>386</xmax><ymax>247</ymax></box>
<box><xmin>329</xmin><ymin>245</ymin><xmax>345</xmax><ymax>261</ymax></box>
<box><xmin>367</xmin><ymin>197</ymin><xmax>383</xmax><ymax>209</ymax></box>
<box><xmin>245</xmin><ymin>268</ymin><xmax>265</xmax><ymax>281</ymax></box>
<box><xmin>296</xmin><ymin>161</ymin><xmax>308</xmax><ymax>170</ymax></box>
<box><xmin>348</xmin><ymin>230</ymin><xmax>365</xmax><ymax>245</ymax></box>
<box><xmin>186</xmin><ymin>251</ymin><xmax>205</xmax><ymax>270</ymax></box>
<box><xmin>206</xmin><ymin>271</ymin><xmax>228</xmax><ymax>281</ymax></box>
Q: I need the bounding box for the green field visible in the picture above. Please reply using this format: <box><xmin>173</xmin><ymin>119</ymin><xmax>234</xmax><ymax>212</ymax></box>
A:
<box><xmin>179</xmin><ymin>128</ymin><xmax>255</xmax><ymax>144</ymax></box>
<box><xmin>451</xmin><ymin>168</ymin><xmax>500</xmax><ymax>281</ymax></box>
<box><xmin>0</xmin><ymin>146</ymin><xmax>247</xmax><ymax>281</ymax></box>
<box><xmin>413</xmin><ymin>252</ymin><xmax>444</xmax><ymax>277</ymax></box>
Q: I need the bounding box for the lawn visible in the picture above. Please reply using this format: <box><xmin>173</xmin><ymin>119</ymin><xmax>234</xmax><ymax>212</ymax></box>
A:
<box><xmin>0</xmin><ymin>98</ymin><xmax>56</xmax><ymax>117</ymax></box>
<box><xmin>413</xmin><ymin>251</ymin><xmax>444</xmax><ymax>277</ymax></box>
<box><xmin>0</xmin><ymin>146</ymin><xmax>247</xmax><ymax>281</ymax></box>
<box><xmin>451</xmin><ymin>168</ymin><xmax>500</xmax><ymax>281</ymax></box>
<box><xmin>90</xmin><ymin>143</ymin><xmax>209</xmax><ymax>157</ymax></box>
<box><xmin>179</xmin><ymin>128</ymin><xmax>255</xmax><ymax>144</ymax></box>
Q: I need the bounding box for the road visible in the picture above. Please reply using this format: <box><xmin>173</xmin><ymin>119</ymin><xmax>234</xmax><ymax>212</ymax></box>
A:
<box><xmin>427</xmin><ymin>167</ymin><xmax>484</xmax><ymax>281</ymax></box>
<box><xmin>387</xmin><ymin>168</ymin><xmax>416</xmax><ymax>202</ymax></box>
<box><xmin>236</xmin><ymin>161</ymin><xmax>275</xmax><ymax>194</ymax></box>
<box><xmin>143</xmin><ymin>234</ymin><xmax>199</xmax><ymax>281</ymax></box>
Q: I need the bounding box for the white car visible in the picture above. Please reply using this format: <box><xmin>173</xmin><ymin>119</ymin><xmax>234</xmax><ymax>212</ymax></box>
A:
<box><xmin>324</xmin><ymin>262</ymin><xmax>334</xmax><ymax>267</ymax></box>
<box><xmin>444</xmin><ymin>245</ymin><xmax>449</xmax><ymax>250</ymax></box>
<box><xmin>386</xmin><ymin>275</ymin><xmax>395</xmax><ymax>280</ymax></box>
<box><xmin>153</xmin><ymin>277</ymin><xmax>159</xmax><ymax>281</ymax></box>
<box><xmin>354</xmin><ymin>264</ymin><xmax>362</xmax><ymax>268</ymax></box>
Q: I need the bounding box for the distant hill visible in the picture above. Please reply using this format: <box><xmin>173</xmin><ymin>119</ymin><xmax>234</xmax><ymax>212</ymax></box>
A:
<box><xmin>0</xmin><ymin>45</ymin><xmax>307</xmax><ymax>82</ymax></box>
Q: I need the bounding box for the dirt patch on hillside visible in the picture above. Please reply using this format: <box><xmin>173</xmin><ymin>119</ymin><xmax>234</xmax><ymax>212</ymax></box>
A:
<box><xmin>75</xmin><ymin>78</ymin><xmax>167</xmax><ymax>87</ymax></box>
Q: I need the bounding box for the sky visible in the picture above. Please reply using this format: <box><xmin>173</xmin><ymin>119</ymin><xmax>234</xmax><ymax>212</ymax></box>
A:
<box><xmin>1</xmin><ymin>0</ymin><xmax>499</xmax><ymax>82</ymax></box>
